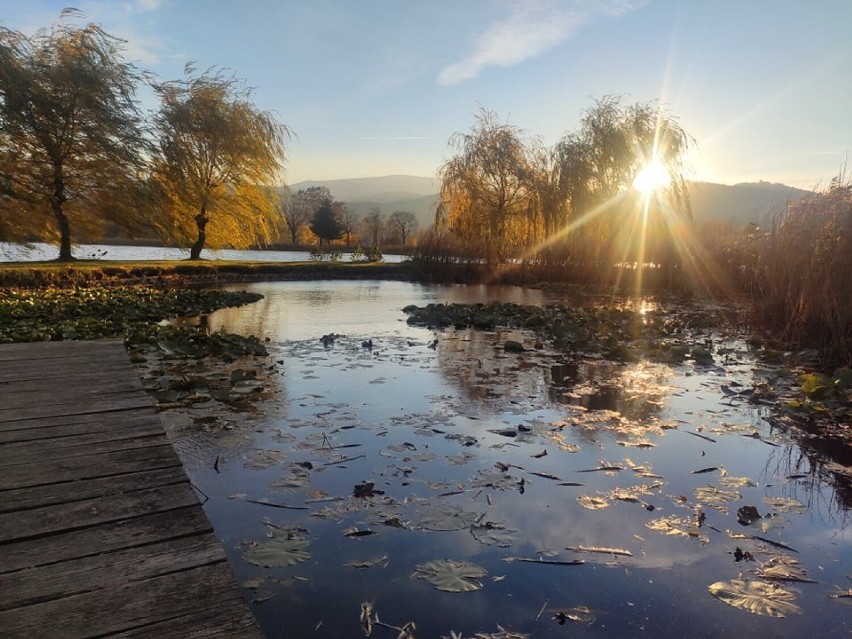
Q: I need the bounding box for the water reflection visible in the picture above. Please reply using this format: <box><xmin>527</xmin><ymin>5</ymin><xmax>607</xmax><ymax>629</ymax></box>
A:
<box><xmin>159</xmin><ymin>281</ymin><xmax>852</xmax><ymax>638</ymax></box>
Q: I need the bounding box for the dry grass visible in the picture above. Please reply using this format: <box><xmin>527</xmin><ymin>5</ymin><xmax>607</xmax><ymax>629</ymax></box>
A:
<box><xmin>733</xmin><ymin>175</ymin><xmax>852</xmax><ymax>362</ymax></box>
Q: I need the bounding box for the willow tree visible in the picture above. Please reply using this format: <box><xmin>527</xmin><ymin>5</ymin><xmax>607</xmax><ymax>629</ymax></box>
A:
<box><xmin>0</xmin><ymin>11</ymin><xmax>146</xmax><ymax>260</ymax></box>
<box><xmin>552</xmin><ymin>96</ymin><xmax>693</xmax><ymax>271</ymax></box>
<box><xmin>150</xmin><ymin>66</ymin><xmax>289</xmax><ymax>259</ymax></box>
<box><xmin>438</xmin><ymin>109</ymin><xmax>541</xmax><ymax>261</ymax></box>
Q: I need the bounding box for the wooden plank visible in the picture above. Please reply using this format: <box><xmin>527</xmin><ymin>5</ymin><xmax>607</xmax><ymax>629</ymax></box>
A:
<box><xmin>0</xmin><ymin>387</ymin><xmax>148</xmax><ymax>412</ymax></box>
<box><xmin>0</xmin><ymin>443</ymin><xmax>181</xmax><ymax>490</ymax></box>
<box><xmin>0</xmin><ymin>340</ymin><xmax>261</xmax><ymax>637</ymax></box>
<box><xmin>0</xmin><ymin>466</ymin><xmax>188</xmax><ymax>513</ymax></box>
<box><xmin>0</xmin><ymin>506</ymin><xmax>213</xmax><ymax>573</ymax></box>
<box><xmin>104</xmin><ymin>602</ymin><xmax>262</xmax><ymax>639</ymax></box>
<box><xmin>0</xmin><ymin>394</ymin><xmax>155</xmax><ymax>424</ymax></box>
<box><xmin>0</xmin><ymin>340</ymin><xmax>124</xmax><ymax>361</ymax></box>
<box><xmin>0</xmin><ymin>534</ymin><xmax>226</xmax><ymax>611</ymax></box>
<box><xmin>0</xmin><ymin>412</ymin><xmax>107</xmax><ymax>436</ymax></box>
<box><xmin>0</xmin><ymin>369</ymin><xmax>144</xmax><ymax>394</ymax></box>
<box><xmin>0</xmin><ymin>413</ymin><xmax>162</xmax><ymax>447</ymax></box>
<box><xmin>0</xmin><ymin>482</ymin><xmax>200</xmax><ymax>542</ymax></box>
<box><xmin>0</xmin><ymin>433</ymin><xmax>167</xmax><ymax>467</ymax></box>
<box><xmin>0</xmin><ymin>561</ymin><xmax>252</xmax><ymax>639</ymax></box>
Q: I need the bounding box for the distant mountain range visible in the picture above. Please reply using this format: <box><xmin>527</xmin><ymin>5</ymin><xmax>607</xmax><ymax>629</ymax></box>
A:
<box><xmin>288</xmin><ymin>174</ymin><xmax>812</xmax><ymax>229</ymax></box>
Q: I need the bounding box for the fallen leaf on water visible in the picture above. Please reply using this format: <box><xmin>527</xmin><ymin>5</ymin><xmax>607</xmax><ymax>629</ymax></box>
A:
<box><xmin>762</xmin><ymin>496</ymin><xmax>808</xmax><ymax>514</ymax></box>
<box><xmin>708</xmin><ymin>579</ymin><xmax>801</xmax><ymax>617</ymax></box>
<box><xmin>242</xmin><ymin>535</ymin><xmax>311</xmax><ymax>568</ymax></box>
<box><xmin>755</xmin><ymin>555</ymin><xmax>816</xmax><ymax>583</ymax></box>
<box><xmin>646</xmin><ymin>516</ymin><xmax>709</xmax><ymax>543</ymax></box>
<box><xmin>419</xmin><ymin>505</ymin><xmax>480</xmax><ymax>531</ymax></box>
<box><xmin>577</xmin><ymin>494</ymin><xmax>610</xmax><ymax>510</ymax></box>
<box><xmin>345</xmin><ymin>554</ymin><xmax>390</xmax><ymax>569</ymax></box>
<box><xmin>470</xmin><ymin>521</ymin><xmax>518</xmax><ymax>547</ymax></box>
<box><xmin>695</xmin><ymin>485</ymin><xmax>742</xmax><ymax>512</ymax></box>
<box><xmin>412</xmin><ymin>559</ymin><xmax>486</xmax><ymax>592</ymax></box>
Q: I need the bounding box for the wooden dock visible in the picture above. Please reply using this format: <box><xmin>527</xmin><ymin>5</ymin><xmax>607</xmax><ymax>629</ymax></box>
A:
<box><xmin>0</xmin><ymin>339</ymin><xmax>262</xmax><ymax>638</ymax></box>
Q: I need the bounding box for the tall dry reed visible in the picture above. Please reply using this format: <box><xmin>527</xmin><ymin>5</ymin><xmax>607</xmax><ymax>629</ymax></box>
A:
<box><xmin>749</xmin><ymin>175</ymin><xmax>852</xmax><ymax>362</ymax></box>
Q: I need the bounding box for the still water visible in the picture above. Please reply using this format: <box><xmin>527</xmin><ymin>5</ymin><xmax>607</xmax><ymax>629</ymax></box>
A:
<box><xmin>0</xmin><ymin>242</ymin><xmax>407</xmax><ymax>263</ymax></box>
<box><xmin>159</xmin><ymin>281</ymin><xmax>850</xmax><ymax>638</ymax></box>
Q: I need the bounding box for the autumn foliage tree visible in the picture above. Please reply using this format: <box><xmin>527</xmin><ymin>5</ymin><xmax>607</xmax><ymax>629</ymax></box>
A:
<box><xmin>433</xmin><ymin>98</ymin><xmax>693</xmax><ymax>276</ymax></box>
<box><xmin>150</xmin><ymin>66</ymin><xmax>289</xmax><ymax>259</ymax></box>
<box><xmin>0</xmin><ymin>11</ymin><xmax>146</xmax><ymax>260</ymax></box>
<box><xmin>551</xmin><ymin>96</ymin><xmax>693</xmax><ymax>271</ymax></box>
<box><xmin>438</xmin><ymin>109</ymin><xmax>541</xmax><ymax>261</ymax></box>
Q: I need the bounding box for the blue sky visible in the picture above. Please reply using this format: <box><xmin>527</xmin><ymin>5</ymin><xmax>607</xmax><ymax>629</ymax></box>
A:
<box><xmin>4</xmin><ymin>0</ymin><xmax>850</xmax><ymax>188</ymax></box>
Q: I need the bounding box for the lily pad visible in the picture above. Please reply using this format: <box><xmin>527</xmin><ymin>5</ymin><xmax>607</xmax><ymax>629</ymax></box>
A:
<box><xmin>470</xmin><ymin>522</ymin><xmax>518</xmax><ymax>547</ymax></box>
<box><xmin>412</xmin><ymin>559</ymin><xmax>487</xmax><ymax>592</ymax></box>
<box><xmin>646</xmin><ymin>515</ymin><xmax>709</xmax><ymax>543</ymax></box>
<box><xmin>708</xmin><ymin>579</ymin><xmax>801</xmax><ymax>617</ymax></box>
<box><xmin>242</xmin><ymin>536</ymin><xmax>311</xmax><ymax>568</ymax></box>
<box><xmin>577</xmin><ymin>494</ymin><xmax>610</xmax><ymax>510</ymax></box>
<box><xmin>419</xmin><ymin>505</ymin><xmax>480</xmax><ymax>531</ymax></box>
<box><xmin>762</xmin><ymin>496</ymin><xmax>807</xmax><ymax>514</ymax></box>
<box><xmin>755</xmin><ymin>555</ymin><xmax>816</xmax><ymax>583</ymax></box>
<box><xmin>695</xmin><ymin>485</ymin><xmax>742</xmax><ymax>512</ymax></box>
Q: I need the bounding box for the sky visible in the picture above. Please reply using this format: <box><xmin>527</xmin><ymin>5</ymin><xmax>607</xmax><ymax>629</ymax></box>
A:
<box><xmin>3</xmin><ymin>0</ymin><xmax>851</xmax><ymax>188</ymax></box>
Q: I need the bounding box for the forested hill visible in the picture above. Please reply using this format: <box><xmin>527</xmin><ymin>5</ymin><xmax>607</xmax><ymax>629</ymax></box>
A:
<box><xmin>289</xmin><ymin>175</ymin><xmax>812</xmax><ymax>229</ymax></box>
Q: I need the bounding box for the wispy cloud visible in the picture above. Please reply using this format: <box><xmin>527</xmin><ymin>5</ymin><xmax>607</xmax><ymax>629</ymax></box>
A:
<box><xmin>437</xmin><ymin>0</ymin><xmax>644</xmax><ymax>85</ymax></box>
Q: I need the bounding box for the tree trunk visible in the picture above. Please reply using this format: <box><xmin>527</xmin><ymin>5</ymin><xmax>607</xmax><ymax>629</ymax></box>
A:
<box><xmin>190</xmin><ymin>209</ymin><xmax>208</xmax><ymax>259</ymax></box>
<box><xmin>51</xmin><ymin>165</ymin><xmax>73</xmax><ymax>261</ymax></box>
<box><xmin>54</xmin><ymin>203</ymin><xmax>73</xmax><ymax>261</ymax></box>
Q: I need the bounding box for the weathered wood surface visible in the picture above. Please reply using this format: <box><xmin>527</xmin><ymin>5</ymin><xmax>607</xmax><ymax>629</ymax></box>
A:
<box><xmin>0</xmin><ymin>339</ymin><xmax>262</xmax><ymax>638</ymax></box>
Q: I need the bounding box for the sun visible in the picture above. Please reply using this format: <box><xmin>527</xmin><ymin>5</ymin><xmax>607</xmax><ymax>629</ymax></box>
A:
<box><xmin>632</xmin><ymin>161</ymin><xmax>671</xmax><ymax>195</ymax></box>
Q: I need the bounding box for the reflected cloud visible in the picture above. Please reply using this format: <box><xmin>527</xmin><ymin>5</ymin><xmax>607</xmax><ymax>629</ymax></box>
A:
<box><xmin>438</xmin><ymin>0</ymin><xmax>644</xmax><ymax>85</ymax></box>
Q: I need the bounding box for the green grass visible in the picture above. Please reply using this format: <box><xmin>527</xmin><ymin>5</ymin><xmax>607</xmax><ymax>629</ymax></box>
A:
<box><xmin>0</xmin><ymin>259</ymin><xmax>408</xmax><ymax>288</ymax></box>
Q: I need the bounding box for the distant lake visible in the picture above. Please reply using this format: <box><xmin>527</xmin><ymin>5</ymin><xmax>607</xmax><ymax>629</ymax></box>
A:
<box><xmin>0</xmin><ymin>242</ymin><xmax>408</xmax><ymax>263</ymax></box>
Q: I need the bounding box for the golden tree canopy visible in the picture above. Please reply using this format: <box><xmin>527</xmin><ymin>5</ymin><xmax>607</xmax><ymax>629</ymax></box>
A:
<box><xmin>150</xmin><ymin>65</ymin><xmax>289</xmax><ymax>258</ymax></box>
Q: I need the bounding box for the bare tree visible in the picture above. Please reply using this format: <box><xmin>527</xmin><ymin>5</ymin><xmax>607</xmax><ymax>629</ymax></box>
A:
<box><xmin>387</xmin><ymin>211</ymin><xmax>419</xmax><ymax>245</ymax></box>
<box><xmin>283</xmin><ymin>186</ymin><xmax>332</xmax><ymax>244</ymax></box>
<box><xmin>338</xmin><ymin>204</ymin><xmax>359</xmax><ymax>246</ymax></box>
<box><xmin>361</xmin><ymin>207</ymin><xmax>385</xmax><ymax>247</ymax></box>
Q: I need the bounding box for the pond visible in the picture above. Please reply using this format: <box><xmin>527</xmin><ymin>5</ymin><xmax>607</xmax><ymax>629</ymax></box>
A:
<box><xmin>0</xmin><ymin>242</ymin><xmax>408</xmax><ymax>263</ymax></box>
<box><xmin>153</xmin><ymin>281</ymin><xmax>850</xmax><ymax>638</ymax></box>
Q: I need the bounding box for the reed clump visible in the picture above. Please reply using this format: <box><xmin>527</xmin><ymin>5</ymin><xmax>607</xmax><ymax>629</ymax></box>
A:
<box><xmin>744</xmin><ymin>175</ymin><xmax>852</xmax><ymax>363</ymax></box>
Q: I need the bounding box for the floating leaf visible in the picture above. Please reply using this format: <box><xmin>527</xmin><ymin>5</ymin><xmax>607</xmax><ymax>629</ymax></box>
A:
<box><xmin>646</xmin><ymin>516</ymin><xmax>709</xmax><ymax>543</ymax></box>
<box><xmin>344</xmin><ymin>554</ymin><xmax>389</xmax><ymax>569</ymax></box>
<box><xmin>695</xmin><ymin>485</ymin><xmax>742</xmax><ymax>512</ymax></box>
<box><xmin>412</xmin><ymin>559</ymin><xmax>486</xmax><ymax>592</ymax></box>
<box><xmin>470</xmin><ymin>522</ymin><xmax>517</xmax><ymax>547</ymax></box>
<box><xmin>762</xmin><ymin>496</ymin><xmax>807</xmax><ymax>514</ymax></box>
<box><xmin>419</xmin><ymin>505</ymin><xmax>480</xmax><ymax>531</ymax></box>
<box><xmin>754</xmin><ymin>513</ymin><xmax>789</xmax><ymax>533</ymax></box>
<box><xmin>473</xmin><ymin>471</ymin><xmax>521</xmax><ymax>491</ymax></box>
<box><xmin>721</xmin><ymin>475</ymin><xmax>756</xmax><ymax>488</ymax></box>
<box><xmin>577</xmin><ymin>494</ymin><xmax>610</xmax><ymax>510</ymax></box>
<box><xmin>242</xmin><ymin>536</ymin><xmax>310</xmax><ymax>567</ymax></box>
<box><xmin>755</xmin><ymin>555</ymin><xmax>816</xmax><ymax>583</ymax></box>
<box><xmin>708</xmin><ymin>579</ymin><xmax>801</xmax><ymax>617</ymax></box>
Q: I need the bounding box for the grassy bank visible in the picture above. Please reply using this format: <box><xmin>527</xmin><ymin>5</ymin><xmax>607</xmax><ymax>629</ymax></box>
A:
<box><xmin>0</xmin><ymin>259</ymin><xmax>410</xmax><ymax>288</ymax></box>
